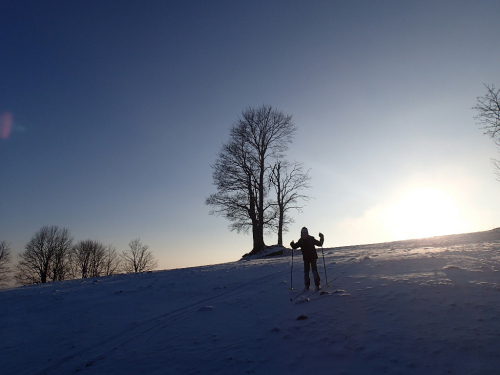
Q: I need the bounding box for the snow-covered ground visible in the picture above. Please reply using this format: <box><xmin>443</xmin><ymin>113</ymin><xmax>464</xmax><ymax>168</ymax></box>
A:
<box><xmin>2</xmin><ymin>229</ymin><xmax>500</xmax><ymax>375</ymax></box>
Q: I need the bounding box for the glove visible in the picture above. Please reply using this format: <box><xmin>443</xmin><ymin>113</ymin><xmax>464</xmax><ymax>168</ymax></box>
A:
<box><xmin>319</xmin><ymin>233</ymin><xmax>324</xmax><ymax>239</ymax></box>
<box><xmin>290</xmin><ymin>241</ymin><xmax>294</xmax><ymax>247</ymax></box>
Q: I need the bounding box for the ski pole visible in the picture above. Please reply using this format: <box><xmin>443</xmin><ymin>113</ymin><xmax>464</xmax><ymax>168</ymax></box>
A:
<box><xmin>290</xmin><ymin>247</ymin><xmax>294</xmax><ymax>290</ymax></box>
<box><xmin>321</xmin><ymin>245</ymin><xmax>329</xmax><ymax>287</ymax></box>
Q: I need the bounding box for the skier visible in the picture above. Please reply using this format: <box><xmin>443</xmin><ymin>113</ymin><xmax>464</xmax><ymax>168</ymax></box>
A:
<box><xmin>290</xmin><ymin>227</ymin><xmax>324</xmax><ymax>291</ymax></box>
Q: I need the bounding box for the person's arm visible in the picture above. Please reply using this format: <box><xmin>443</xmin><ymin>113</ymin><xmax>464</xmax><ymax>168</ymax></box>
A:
<box><xmin>313</xmin><ymin>233</ymin><xmax>324</xmax><ymax>246</ymax></box>
<box><xmin>290</xmin><ymin>239</ymin><xmax>301</xmax><ymax>249</ymax></box>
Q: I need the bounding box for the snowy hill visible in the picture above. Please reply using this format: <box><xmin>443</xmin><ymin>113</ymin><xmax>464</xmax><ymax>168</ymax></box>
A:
<box><xmin>2</xmin><ymin>229</ymin><xmax>500</xmax><ymax>374</ymax></box>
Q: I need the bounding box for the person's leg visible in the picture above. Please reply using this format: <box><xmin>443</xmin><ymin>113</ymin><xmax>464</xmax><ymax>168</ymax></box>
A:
<box><xmin>311</xmin><ymin>259</ymin><xmax>321</xmax><ymax>286</ymax></box>
<box><xmin>303</xmin><ymin>261</ymin><xmax>311</xmax><ymax>289</ymax></box>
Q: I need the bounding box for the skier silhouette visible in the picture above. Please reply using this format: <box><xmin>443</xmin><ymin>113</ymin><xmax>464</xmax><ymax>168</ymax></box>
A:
<box><xmin>290</xmin><ymin>227</ymin><xmax>324</xmax><ymax>291</ymax></box>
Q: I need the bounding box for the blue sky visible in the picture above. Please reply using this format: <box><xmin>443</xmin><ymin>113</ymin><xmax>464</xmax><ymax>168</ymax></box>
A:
<box><xmin>2</xmin><ymin>0</ymin><xmax>500</xmax><ymax>269</ymax></box>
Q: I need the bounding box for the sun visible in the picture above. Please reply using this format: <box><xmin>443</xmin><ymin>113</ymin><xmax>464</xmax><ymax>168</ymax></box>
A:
<box><xmin>381</xmin><ymin>187</ymin><xmax>464</xmax><ymax>240</ymax></box>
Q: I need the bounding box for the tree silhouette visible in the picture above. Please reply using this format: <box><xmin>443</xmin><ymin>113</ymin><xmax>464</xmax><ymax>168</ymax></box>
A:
<box><xmin>121</xmin><ymin>239</ymin><xmax>158</xmax><ymax>273</ymax></box>
<box><xmin>102</xmin><ymin>245</ymin><xmax>122</xmax><ymax>276</ymax></box>
<box><xmin>269</xmin><ymin>160</ymin><xmax>311</xmax><ymax>245</ymax></box>
<box><xmin>16</xmin><ymin>226</ymin><xmax>73</xmax><ymax>285</ymax></box>
<box><xmin>70</xmin><ymin>239</ymin><xmax>107</xmax><ymax>279</ymax></box>
<box><xmin>474</xmin><ymin>84</ymin><xmax>500</xmax><ymax>177</ymax></box>
<box><xmin>206</xmin><ymin>105</ymin><xmax>296</xmax><ymax>254</ymax></box>
<box><xmin>0</xmin><ymin>241</ymin><xmax>12</xmax><ymax>288</ymax></box>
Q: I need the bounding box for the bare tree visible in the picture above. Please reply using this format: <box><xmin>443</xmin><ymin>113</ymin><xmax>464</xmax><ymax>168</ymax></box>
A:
<box><xmin>70</xmin><ymin>240</ymin><xmax>107</xmax><ymax>279</ymax></box>
<box><xmin>102</xmin><ymin>245</ymin><xmax>121</xmax><ymax>276</ymax></box>
<box><xmin>0</xmin><ymin>241</ymin><xmax>12</xmax><ymax>288</ymax></box>
<box><xmin>206</xmin><ymin>105</ymin><xmax>296</xmax><ymax>254</ymax></box>
<box><xmin>473</xmin><ymin>84</ymin><xmax>500</xmax><ymax>177</ymax></box>
<box><xmin>269</xmin><ymin>160</ymin><xmax>312</xmax><ymax>245</ymax></box>
<box><xmin>121</xmin><ymin>239</ymin><xmax>158</xmax><ymax>273</ymax></box>
<box><xmin>15</xmin><ymin>226</ymin><xmax>73</xmax><ymax>285</ymax></box>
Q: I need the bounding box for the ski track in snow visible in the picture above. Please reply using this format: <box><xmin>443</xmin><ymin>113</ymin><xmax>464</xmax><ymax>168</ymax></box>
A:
<box><xmin>2</xmin><ymin>230</ymin><xmax>500</xmax><ymax>374</ymax></box>
<box><xmin>31</xmin><ymin>265</ymin><xmax>288</xmax><ymax>375</ymax></box>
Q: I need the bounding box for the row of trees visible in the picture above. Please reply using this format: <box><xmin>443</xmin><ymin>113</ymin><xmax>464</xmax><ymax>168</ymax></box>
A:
<box><xmin>0</xmin><ymin>226</ymin><xmax>158</xmax><ymax>287</ymax></box>
<box><xmin>206</xmin><ymin>105</ymin><xmax>311</xmax><ymax>255</ymax></box>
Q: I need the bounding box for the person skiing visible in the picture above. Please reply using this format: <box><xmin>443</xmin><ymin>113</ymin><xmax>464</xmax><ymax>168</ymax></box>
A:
<box><xmin>290</xmin><ymin>227</ymin><xmax>324</xmax><ymax>291</ymax></box>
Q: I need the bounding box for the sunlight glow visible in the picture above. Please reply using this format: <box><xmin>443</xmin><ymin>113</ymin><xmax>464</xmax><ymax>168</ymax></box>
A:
<box><xmin>381</xmin><ymin>187</ymin><xmax>464</xmax><ymax>240</ymax></box>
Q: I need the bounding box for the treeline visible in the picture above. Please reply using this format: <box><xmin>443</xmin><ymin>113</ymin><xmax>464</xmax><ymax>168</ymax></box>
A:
<box><xmin>0</xmin><ymin>225</ymin><xmax>158</xmax><ymax>288</ymax></box>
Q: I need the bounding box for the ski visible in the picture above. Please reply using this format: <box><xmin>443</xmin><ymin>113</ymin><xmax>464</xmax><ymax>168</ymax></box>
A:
<box><xmin>289</xmin><ymin>288</ymin><xmax>310</xmax><ymax>302</ymax></box>
<box><xmin>294</xmin><ymin>287</ymin><xmax>322</xmax><ymax>304</ymax></box>
<box><xmin>291</xmin><ymin>284</ymin><xmax>329</xmax><ymax>302</ymax></box>
<box><xmin>294</xmin><ymin>288</ymin><xmax>332</xmax><ymax>304</ymax></box>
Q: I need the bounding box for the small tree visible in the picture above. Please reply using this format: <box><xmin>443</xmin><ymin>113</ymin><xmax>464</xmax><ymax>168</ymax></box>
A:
<box><xmin>15</xmin><ymin>226</ymin><xmax>73</xmax><ymax>285</ymax></box>
<box><xmin>0</xmin><ymin>241</ymin><xmax>12</xmax><ymax>288</ymax></box>
<box><xmin>269</xmin><ymin>160</ymin><xmax>312</xmax><ymax>245</ymax></box>
<box><xmin>70</xmin><ymin>239</ymin><xmax>107</xmax><ymax>279</ymax></box>
<box><xmin>121</xmin><ymin>239</ymin><xmax>158</xmax><ymax>273</ymax></box>
<box><xmin>102</xmin><ymin>245</ymin><xmax>121</xmax><ymax>276</ymax></box>
<box><xmin>473</xmin><ymin>84</ymin><xmax>500</xmax><ymax>177</ymax></box>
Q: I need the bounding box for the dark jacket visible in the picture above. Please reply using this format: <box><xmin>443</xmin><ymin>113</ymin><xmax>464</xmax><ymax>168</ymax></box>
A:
<box><xmin>291</xmin><ymin>235</ymin><xmax>324</xmax><ymax>262</ymax></box>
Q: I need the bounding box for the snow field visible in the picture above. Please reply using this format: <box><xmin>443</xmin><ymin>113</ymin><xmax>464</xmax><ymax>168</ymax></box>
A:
<box><xmin>2</xmin><ymin>233</ymin><xmax>500</xmax><ymax>374</ymax></box>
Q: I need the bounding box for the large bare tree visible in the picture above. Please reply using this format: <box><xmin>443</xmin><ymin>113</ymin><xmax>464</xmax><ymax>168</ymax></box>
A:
<box><xmin>206</xmin><ymin>105</ymin><xmax>296</xmax><ymax>254</ymax></box>
<box><xmin>121</xmin><ymin>238</ymin><xmax>158</xmax><ymax>273</ymax></box>
<box><xmin>15</xmin><ymin>226</ymin><xmax>73</xmax><ymax>285</ymax></box>
<box><xmin>269</xmin><ymin>160</ymin><xmax>312</xmax><ymax>245</ymax></box>
<box><xmin>474</xmin><ymin>84</ymin><xmax>500</xmax><ymax>177</ymax></box>
<box><xmin>0</xmin><ymin>241</ymin><xmax>12</xmax><ymax>288</ymax></box>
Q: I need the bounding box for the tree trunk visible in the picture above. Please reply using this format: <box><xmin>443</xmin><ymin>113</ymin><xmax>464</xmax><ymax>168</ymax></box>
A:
<box><xmin>251</xmin><ymin>223</ymin><xmax>266</xmax><ymax>254</ymax></box>
<box><xmin>277</xmin><ymin>209</ymin><xmax>284</xmax><ymax>246</ymax></box>
<box><xmin>249</xmin><ymin>149</ymin><xmax>266</xmax><ymax>254</ymax></box>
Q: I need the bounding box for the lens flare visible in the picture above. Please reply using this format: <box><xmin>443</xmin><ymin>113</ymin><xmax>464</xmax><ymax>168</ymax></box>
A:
<box><xmin>1</xmin><ymin>112</ymin><xmax>13</xmax><ymax>140</ymax></box>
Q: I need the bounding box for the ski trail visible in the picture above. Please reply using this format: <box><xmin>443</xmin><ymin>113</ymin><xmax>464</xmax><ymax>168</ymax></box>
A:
<box><xmin>37</xmin><ymin>247</ymin><xmax>376</xmax><ymax>374</ymax></box>
<box><xmin>35</xmin><ymin>266</ymin><xmax>286</xmax><ymax>375</ymax></box>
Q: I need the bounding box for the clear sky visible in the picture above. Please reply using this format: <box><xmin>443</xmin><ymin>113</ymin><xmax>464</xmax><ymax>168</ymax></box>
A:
<box><xmin>2</xmin><ymin>0</ymin><xmax>500</xmax><ymax>270</ymax></box>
